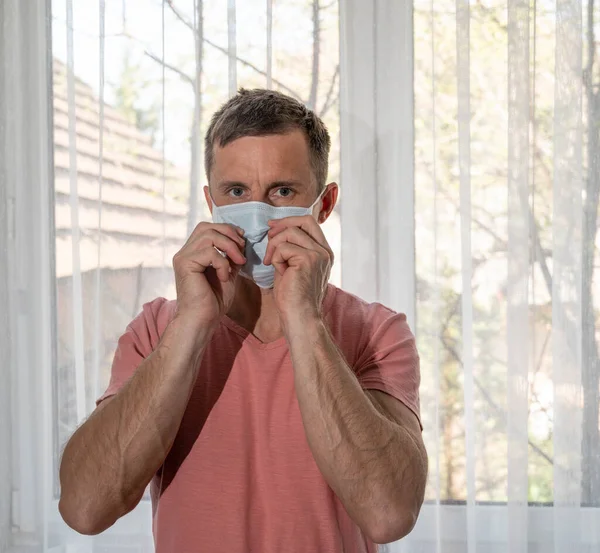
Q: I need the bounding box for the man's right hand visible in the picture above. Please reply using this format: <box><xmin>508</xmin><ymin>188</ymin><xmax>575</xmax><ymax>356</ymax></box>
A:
<box><xmin>172</xmin><ymin>222</ymin><xmax>246</xmax><ymax>326</ymax></box>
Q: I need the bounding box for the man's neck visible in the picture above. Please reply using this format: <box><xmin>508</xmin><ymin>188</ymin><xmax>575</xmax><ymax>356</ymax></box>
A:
<box><xmin>225</xmin><ymin>276</ymin><xmax>284</xmax><ymax>343</ymax></box>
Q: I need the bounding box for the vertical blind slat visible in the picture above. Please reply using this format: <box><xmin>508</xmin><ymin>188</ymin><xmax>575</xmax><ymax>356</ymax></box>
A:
<box><xmin>66</xmin><ymin>0</ymin><xmax>86</xmax><ymax>423</ymax></box>
<box><xmin>93</xmin><ymin>0</ymin><xmax>106</xmax><ymax>407</ymax></box>
<box><xmin>430</xmin><ymin>1</ymin><xmax>442</xmax><ymax>551</ymax></box>
<box><xmin>266</xmin><ymin>0</ymin><xmax>272</xmax><ymax>89</ymax></box>
<box><xmin>374</xmin><ymin>0</ymin><xmax>416</xmax><ymax>324</ymax></box>
<box><xmin>456</xmin><ymin>0</ymin><xmax>476</xmax><ymax>551</ymax></box>
<box><xmin>228</xmin><ymin>0</ymin><xmax>237</xmax><ymax>97</ymax></box>
<box><xmin>339</xmin><ymin>0</ymin><xmax>378</xmax><ymax>302</ymax></box>
<box><xmin>161</xmin><ymin>0</ymin><xmax>167</xmax><ymax>272</ymax></box>
<box><xmin>507</xmin><ymin>0</ymin><xmax>530</xmax><ymax>550</ymax></box>
<box><xmin>552</xmin><ymin>0</ymin><xmax>583</xmax><ymax>549</ymax></box>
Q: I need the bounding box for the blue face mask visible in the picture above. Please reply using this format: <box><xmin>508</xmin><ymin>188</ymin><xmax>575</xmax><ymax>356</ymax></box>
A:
<box><xmin>211</xmin><ymin>191</ymin><xmax>325</xmax><ymax>289</ymax></box>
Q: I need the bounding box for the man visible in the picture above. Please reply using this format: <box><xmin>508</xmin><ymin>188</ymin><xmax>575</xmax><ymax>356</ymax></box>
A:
<box><xmin>59</xmin><ymin>89</ymin><xmax>427</xmax><ymax>552</ymax></box>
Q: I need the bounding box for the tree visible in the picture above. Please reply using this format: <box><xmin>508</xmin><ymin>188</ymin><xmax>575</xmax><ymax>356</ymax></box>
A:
<box><xmin>113</xmin><ymin>46</ymin><xmax>161</xmax><ymax>145</ymax></box>
<box><xmin>141</xmin><ymin>0</ymin><xmax>338</xmax><ymax>234</ymax></box>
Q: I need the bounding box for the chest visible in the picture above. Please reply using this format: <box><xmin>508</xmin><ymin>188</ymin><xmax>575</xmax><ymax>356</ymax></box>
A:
<box><xmin>165</xmin><ymin>341</ymin><xmax>317</xmax><ymax>483</ymax></box>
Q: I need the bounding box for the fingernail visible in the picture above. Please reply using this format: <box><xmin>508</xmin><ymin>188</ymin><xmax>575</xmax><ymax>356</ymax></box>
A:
<box><xmin>236</xmin><ymin>226</ymin><xmax>245</xmax><ymax>235</ymax></box>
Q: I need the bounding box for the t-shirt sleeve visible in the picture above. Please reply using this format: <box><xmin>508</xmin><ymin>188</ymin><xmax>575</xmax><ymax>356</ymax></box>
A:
<box><xmin>96</xmin><ymin>297</ymin><xmax>171</xmax><ymax>406</ymax></box>
<box><xmin>354</xmin><ymin>310</ymin><xmax>422</xmax><ymax>429</ymax></box>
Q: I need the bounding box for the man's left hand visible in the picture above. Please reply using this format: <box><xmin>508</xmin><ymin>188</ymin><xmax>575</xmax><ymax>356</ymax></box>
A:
<box><xmin>263</xmin><ymin>215</ymin><xmax>333</xmax><ymax>328</ymax></box>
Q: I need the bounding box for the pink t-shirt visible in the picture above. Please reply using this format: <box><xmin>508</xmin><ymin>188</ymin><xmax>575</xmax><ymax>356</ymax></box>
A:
<box><xmin>97</xmin><ymin>284</ymin><xmax>421</xmax><ymax>553</ymax></box>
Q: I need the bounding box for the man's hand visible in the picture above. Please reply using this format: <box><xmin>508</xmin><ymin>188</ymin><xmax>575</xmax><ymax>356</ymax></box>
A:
<box><xmin>172</xmin><ymin>222</ymin><xmax>246</xmax><ymax>327</ymax></box>
<box><xmin>263</xmin><ymin>215</ymin><xmax>333</xmax><ymax>327</ymax></box>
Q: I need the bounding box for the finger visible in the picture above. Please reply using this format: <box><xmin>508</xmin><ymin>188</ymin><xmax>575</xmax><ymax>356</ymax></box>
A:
<box><xmin>188</xmin><ymin>229</ymin><xmax>246</xmax><ymax>265</ymax></box>
<box><xmin>267</xmin><ymin>216</ymin><xmax>332</xmax><ymax>256</ymax></box>
<box><xmin>270</xmin><ymin>242</ymin><xmax>312</xmax><ymax>274</ymax></box>
<box><xmin>187</xmin><ymin>221</ymin><xmax>245</xmax><ymax>248</ymax></box>
<box><xmin>263</xmin><ymin>226</ymin><xmax>321</xmax><ymax>266</ymax></box>
<box><xmin>205</xmin><ymin>230</ymin><xmax>247</xmax><ymax>265</ymax></box>
<box><xmin>201</xmin><ymin>247</ymin><xmax>233</xmax><ymax>282</ymax></box>
<box><xmin>179</xmin><ymin>246</ymin><xmax>233</xmax><ymax>282</ymax></box>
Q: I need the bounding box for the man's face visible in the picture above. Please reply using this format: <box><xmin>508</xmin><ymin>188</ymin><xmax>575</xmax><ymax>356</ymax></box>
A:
<box><xmin>204</xmin><ymin>130</ymin><xmax>326</xmax><ymax>215</ymax></box>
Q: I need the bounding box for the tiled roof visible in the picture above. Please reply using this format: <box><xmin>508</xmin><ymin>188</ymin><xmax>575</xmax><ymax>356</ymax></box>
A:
<box><xmin>52</xmin><ymin>59</ymin><xmax>197</xmax><ymax>277</ymax></box>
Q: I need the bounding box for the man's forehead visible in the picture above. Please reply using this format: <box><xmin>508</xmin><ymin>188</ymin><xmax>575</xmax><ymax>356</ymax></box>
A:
<box><xmin>213</xmin><ymin>131</ymin><xmax>309</xmax><ymax>158</ymax></box>
<box><xmin>211</xmin><ymin>132</ymin><xmax>315</xmax><ymax>184</ymax></box>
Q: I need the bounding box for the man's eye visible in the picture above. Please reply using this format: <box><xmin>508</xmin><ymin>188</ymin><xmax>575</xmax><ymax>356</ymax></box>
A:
<box><xmin>230</xmin><ymin>188</ymin><xmax>244</xmax><ymax>197</ymax></box>
<box><xmin>276</xmin><ymin>187</ymin><xmax>293</xmax><ymax>197</ymax></box>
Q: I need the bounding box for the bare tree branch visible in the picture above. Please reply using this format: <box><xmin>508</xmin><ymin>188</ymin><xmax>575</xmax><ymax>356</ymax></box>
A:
<box><xmin>319</xmin><ymin>64</ymin><xmax>339</xmax><ymax>118</ymax></box>
<box><xmin>583</xmin><ymin>0</ymin><xmax>596</xmax><ymax>96</ymax></box>
<box><xmin>144</xmin><ymin>50</ymin><xmax>195</xmax><ymax>88</ymax></box>
<box><xmin>165</xmin><ymin>0</ymin><xmax>194</xmax><ymax>31</ymax></box>
<box><xmin>321</xmin><ymin>0</ymin><xmax>337</xmax><ymax>10</ymax></box>
<box><xmin>188</xmin><ymin>0</ymin><xmax>204</xmax><ymax>236</ymax></box>
<box><xmin>437</xmin><ymin>186</ymin><xmax>507</xmax><ymax>247</ymax></box>
<box><xmin>163</xmin><ymin>0</ymin><xmax>305</xmax><ymax>102</ymax></box>
<box><xmin>432</xmin><ymin>264</ymin><xmax>558</xmax><ymax>469</ymax></box>
<box><xmin>308</xmin><ymin>0</ymin><xmax>321</xmax><ymax>110</ymax></box>
<box><xmin>130</xmin><ymin>34</ymin><xmax>304</xmax><ymax>104</ymax></box>
<box><xmin>439</xmin><ymin>331</ymin><xmax>556</xmax><ymax>467</ymax></box>
<box><xmin>203</xmin><ymin>37</ymin><xmax>304</xmax><ymax>101</ymax></box>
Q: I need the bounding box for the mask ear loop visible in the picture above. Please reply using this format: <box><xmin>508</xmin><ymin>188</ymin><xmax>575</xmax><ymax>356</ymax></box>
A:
<box><xmin>311</xmin><ymin>186</ymin><xmax>328</xmax><ymax>221</ymax></box>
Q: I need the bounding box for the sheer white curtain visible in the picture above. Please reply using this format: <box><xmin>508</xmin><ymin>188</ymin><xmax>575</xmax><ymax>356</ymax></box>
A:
<box><xmin>341</xmin><ymin>0</ymin><xmax>600</xmax><ymax>551</ymax></box>
<box><xmin>3</xmin><ymin>0</ymin><xmax>341</xmax><ymax>551</ymax></box>
<box><xmin>1</xmin><ymin>0</ymin><xmax>600</xmax><ymax>552</ymax></box>
<box><xmin>340</xmin><ymin>0</ymin><xmax>600</xmax><ymax>552</ymax></box>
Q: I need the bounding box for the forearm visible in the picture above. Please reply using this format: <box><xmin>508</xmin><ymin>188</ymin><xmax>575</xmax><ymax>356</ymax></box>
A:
<box><xmin>286</xmin><ymin>317</ymin><xmax>423</xmax><ymax>539</ymax></box>
<box><xmin>59</xmin><ymin>314</ymin><xmax>212</xmax><ymax>534</ymax></box>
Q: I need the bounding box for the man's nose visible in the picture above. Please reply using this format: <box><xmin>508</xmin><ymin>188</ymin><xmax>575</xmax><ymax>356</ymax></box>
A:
<box><xmin>249</xmin><ymin>188</ymin><xmax>273</xmax><ymax>205</ymax></box>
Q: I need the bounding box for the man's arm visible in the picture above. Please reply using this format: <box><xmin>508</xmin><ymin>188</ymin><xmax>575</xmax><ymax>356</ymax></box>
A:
<box><xmin>59</xmin><ymin>221</ymin><xmax>246</xmax><ymax>535</ymax></box>
<box><xmin>286</xmin><ymin>316</ymin><xmax>428</xmax><ymax>544</ymax></box>
<box><xmin>59</xmin><ymin>314</ymin><xmax>211</xmax><ymax>535</ymax></box>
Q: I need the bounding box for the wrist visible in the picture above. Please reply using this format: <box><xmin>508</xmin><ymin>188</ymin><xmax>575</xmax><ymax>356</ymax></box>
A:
<box><xmin>282</xmin><ymin>311</ymin><xmax>325</xmax><ymax>342</ymax></box>
<box><xmin>161</xmin><ymin>314</ymin><xmax>216</xmax><ymax>369</ymax></box>
<box><xmin>173</xmin><ymin>308</ymin><xmax>219</xmax><ymax>333</ymax></box>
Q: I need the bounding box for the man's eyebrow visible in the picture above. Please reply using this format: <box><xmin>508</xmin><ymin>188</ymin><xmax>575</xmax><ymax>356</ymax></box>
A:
<box><xmin>216</xmin><ymin>180</ymin><xmax>305</xmax><ymax>190</ymax></box>
<box><xmin>266</xmin><ymin>180</ymin><xmax>305</xmax><ymax>189</ymax></box>
<box><xmin>216</xmin><ymin>181</ymin><xmax>248</xmax><ymax>190</ymax></box>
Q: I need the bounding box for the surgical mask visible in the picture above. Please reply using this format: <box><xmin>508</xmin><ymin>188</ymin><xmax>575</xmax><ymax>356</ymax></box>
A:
<box><xmin>211</xmin><ymin>191</ymin><xmax>325</xmax><ymax>289</ymax></box>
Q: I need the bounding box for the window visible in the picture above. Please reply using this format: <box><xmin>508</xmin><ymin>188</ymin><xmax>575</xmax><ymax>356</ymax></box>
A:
<box><xmin>3</xmin><ymin>0</ymin><xmax>599</xmax><ymax>551</ymax></box>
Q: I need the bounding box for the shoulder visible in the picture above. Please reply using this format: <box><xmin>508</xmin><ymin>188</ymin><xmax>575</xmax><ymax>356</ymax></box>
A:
<box><xmin>324</xmin><ymin>285</ymin><xmax>413</xmax><ymax>358</ymax></box>
<box><xmin>127</xmin><ymin>297</ymin><xmax>177</xmax><ymax>353</ymax></box>
<box><xmin>325</xmin><ymin>284</ymin><xmax>407</xmax><ymax>331</ymax></box>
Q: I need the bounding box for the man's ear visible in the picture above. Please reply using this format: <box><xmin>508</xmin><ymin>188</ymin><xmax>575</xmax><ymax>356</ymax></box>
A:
<box><xmin>317</xmin><ymin>183</ymin><xmax>339</xmax><ymax>224</ymax></box>
<box><xmin>204</xmin><ymin>185</ymin><xmax>213</xmax><ymax>214</ymax></box>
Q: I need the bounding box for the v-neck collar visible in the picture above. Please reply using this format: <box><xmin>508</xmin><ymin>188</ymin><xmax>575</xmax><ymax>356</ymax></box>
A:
<box><xmin>220</xmin><ymin>284</ymin><xmax>337</xmax><ymax>350</ymax></box>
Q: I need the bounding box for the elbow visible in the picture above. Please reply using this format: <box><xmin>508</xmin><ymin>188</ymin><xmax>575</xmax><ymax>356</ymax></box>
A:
<box><xmin>58</xmin><ymin>495</ymin><xmax>110</xmax><ymax>536</ymax></box>
<box><xmin>364</xmin><ymin>505</ymin><xmax>419</xmax><ymax>544</ymax></box>
<box><xmin>58</xmin><ymin>477</ymin><xmax>128</xmax><ymax>536</ymax></box>
<box><xmin>59</xmin><ymin>485</ymin><xmax>142</xmax><ymax>536</ymax></box>
<box><xmin>366</xmin><ymin>440</ymin><xmax>428</xmax><ymax>543</ymax></box>
<box><xmin>363</xmin><ymin>485</ymin><xmax>424</xmax><ymax>544</ymax></box>
<box><xmin>59</xmin><ymin>457</ymin><xmax>114</xmax><ymax>535</ymax></box>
